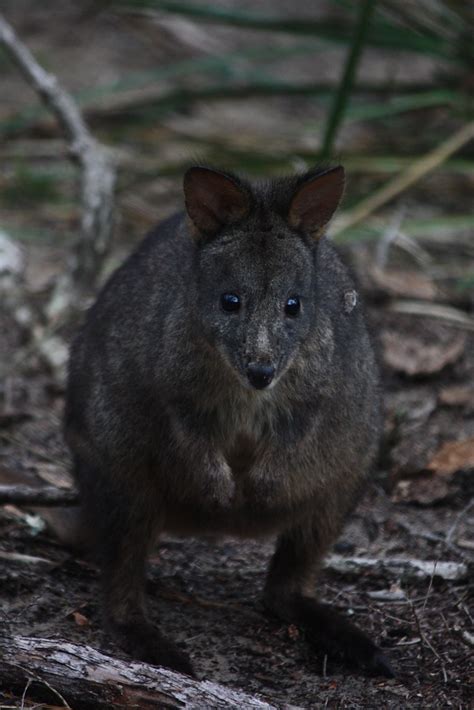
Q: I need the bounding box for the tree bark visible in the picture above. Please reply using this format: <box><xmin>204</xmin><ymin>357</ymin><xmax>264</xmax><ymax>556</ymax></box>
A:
<box><xmin>0</xmin><ymin>13</ymin><xmax>116</xmax><ymax>299</ymax></box>
<box><xmin>0</xmin><ymin>636</ymin><xmax>277</xmax><ymax>710</ymax></box>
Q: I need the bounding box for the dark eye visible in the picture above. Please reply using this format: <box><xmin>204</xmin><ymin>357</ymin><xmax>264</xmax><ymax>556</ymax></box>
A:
<box><xmin>221</xmin><ymin>293</ymin><xmax>241</xmax><ymax>312</ymax></box>
<box><xmin>285</xmin><ymin>296</ymin><xmax>300</xmax><ymax>317</ymax></box>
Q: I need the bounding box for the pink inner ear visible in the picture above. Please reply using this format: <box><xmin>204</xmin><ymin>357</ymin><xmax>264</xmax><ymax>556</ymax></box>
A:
<box><xmin>184</xmin><ymin>168</ymin><xmax>250</xmax><ymax>235</ymax></box>
<box><xmin>289</xmin><ymin>167</ymin><xmax>345</xmax><ymax>237</ymax></box>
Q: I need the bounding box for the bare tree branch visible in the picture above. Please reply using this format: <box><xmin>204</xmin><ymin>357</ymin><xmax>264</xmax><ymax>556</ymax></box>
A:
<box><xmin>0</xmin><ymin>13</ymin><xmax>116</xmax><ymax>296</ymax></box>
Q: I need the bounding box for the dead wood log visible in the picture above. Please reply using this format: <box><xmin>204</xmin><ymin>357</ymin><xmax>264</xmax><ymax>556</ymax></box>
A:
<box><xmin>0</xmin><ymin>484</ymin><xmax>78</xmax><ymax>507</ymax></box>
<box><xmin>0</xmin><ymin>635</ymin><xmax>277</xmax><ymax>710</ymax></box>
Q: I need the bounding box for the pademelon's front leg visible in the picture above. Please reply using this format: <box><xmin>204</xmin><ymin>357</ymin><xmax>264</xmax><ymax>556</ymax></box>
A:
<box><xmin>264</xmin><ymin>518</ymin><xmax>394</xmax><ymax>677</ymax></box>
<box><xmin>239</xmin><ymin>442</ymin><xmax>316</xmax><ymax>512</ymax></box>
<box><xmin>168</xmin><ymin>407</ymin><xmax>236</xmax><ymax>508</ymax></box>
<box><xmin>76</xmin><ymin>456</ymin><xmax>194</xmax><ymax>675</ymax></box>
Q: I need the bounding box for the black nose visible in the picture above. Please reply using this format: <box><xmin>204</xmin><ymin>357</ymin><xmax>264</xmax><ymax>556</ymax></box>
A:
<box><xmin>247</xmin><ymin>363</ymin><xmax>275</xmax><ymax>390</ymax></box>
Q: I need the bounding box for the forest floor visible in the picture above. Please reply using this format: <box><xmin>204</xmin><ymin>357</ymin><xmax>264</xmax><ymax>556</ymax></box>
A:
<box><xmin>0</xmin><ymin>2</ymin><xmax>473</xmax><ymax>708</ymax></box>
<box><xmin>1</xmin><ymin>301</ymin><xmax>473</xmax><ymax>709</ymax></box>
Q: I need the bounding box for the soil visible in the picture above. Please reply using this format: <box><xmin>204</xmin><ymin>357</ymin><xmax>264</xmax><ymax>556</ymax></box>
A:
<box><xmin>0</xmin><ymin>2</ymin><xmax>473</xmax><ymax>708</ymax></box>
<box><xmin>1</xmin><ymin>307</ymin><xmax>473</xmax><ymax>709</ymax></box>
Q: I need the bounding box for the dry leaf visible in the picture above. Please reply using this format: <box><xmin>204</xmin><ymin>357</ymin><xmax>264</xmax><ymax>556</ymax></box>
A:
<box><xmin>72</xmin><ymin>611</ymin><xmax>90</xmax><ymax>627</ymax></box>
<box><xmin>439</xmin><ymin>385</ymin><xmax>474</xmax><ymax>408</ymax></box>
<box><xmin>427</xmin><ymin>437</ymin><xmax>474</xmax><ymax>476</ymax></box>
<box><xmin>389</xmin><ymin>431</ymin><xmax>439</xmax><ymax>479</ymax></box>
<box><xmin>287</xmin><ymin>624</ymin><xmax>300</xmax><ymax>641</ymax></box>
<box><xmin>393</xmin><ymin>436</ymin><xmax>474</xmax><ymax>505</ymax></box>
<box><xmin>34</xmin><ymin>462</ymin><xmax>73</xmax><ymax>490</ymax></box>
<box><xmin>391</xmin><ymin>474</ymin><xmax>451</xmax><ymax>506</ymax></box>
<box><xmin>371</xmin><ymin>266</ymin><xmax>436</xmax><ymax>300</ymax></box>
<box><xmin>382</xmin><ymin>331</ymin><xmax>466</xmax><ymax>376</ymax></box>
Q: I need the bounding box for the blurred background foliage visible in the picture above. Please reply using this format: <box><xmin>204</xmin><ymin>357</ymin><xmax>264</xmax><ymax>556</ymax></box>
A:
<box><xmin>0</xmin><ymin>0</ymin><xmax>473</xmax><ymax>298</ymax></box>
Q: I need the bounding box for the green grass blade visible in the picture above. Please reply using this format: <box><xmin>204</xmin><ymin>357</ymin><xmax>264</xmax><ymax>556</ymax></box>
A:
<box><xmin>320</xmin><ymin>0</ymin><xmax>376</xmax><ymax>159</ymax></box>
<box><xmin>0</xmin><ymin>42</ymin><xmax>327</xmax><ymax>136</ymax></box>
<box><xmin>344</xmin><ymin>90</ymin><xmax>461</xmax><ymax>122</ymax></box>
<box><xmin>334</xmin><ymin>214</ymin><xmax>474</xmax><ymax>244</ymax></box>
<box><xmin>111</xmin><ymin>0</ymin><xmax>458</xmax><ymax>61</ymax></box>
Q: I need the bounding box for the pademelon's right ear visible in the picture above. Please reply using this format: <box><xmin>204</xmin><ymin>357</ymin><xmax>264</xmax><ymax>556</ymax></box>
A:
<box><xmin>288</xmin><ymin>165</ymin><xmax>345</xmax><ymax>240</ymax></box>
<box><xmin>183</xmin><ymin>166</ymin><xmax>251</xmax><ymax>239</ymax></box>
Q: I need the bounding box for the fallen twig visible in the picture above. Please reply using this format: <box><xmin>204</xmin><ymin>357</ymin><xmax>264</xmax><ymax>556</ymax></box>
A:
<box><xmin>460</xmin><ymin>630</ymin><xmax>474</xmax><ymax>648</ymax></box>
<box><xmin>375</xmin><ymin>206</ymin><xmax>407</xmax><ymax>269</ymax></box>
<box><xmin>0</xmin><ymin>484</ymin><xmax>78</xmax><ymax>507</ymax></box>
<box><xmin>0</xmin><ymin>635</ymin><xmax>277</xmax><ymax>709</ymax></box>
<box><xmin>0</xmin><ymin>550</ymin><xmax>54</xmax><ymax>566</ymax></box>
<box><xmin>395</xmin><ymin>517</ymin><xmax>467</xmax><ymax>561</ymax></box>
<box><xmin>367</xmin><ymin>588</ymin><xmax>406</xmax><ymax>602</ymax></box>
<box><xmin>325</xmin><ymin>554</ymin><xmax>468</xmax><ymax>582</ymax></box>
<box><xmin>446</xmin><ymin>499</ymin><xmax>474</xmax><ymax>545</ymax></box>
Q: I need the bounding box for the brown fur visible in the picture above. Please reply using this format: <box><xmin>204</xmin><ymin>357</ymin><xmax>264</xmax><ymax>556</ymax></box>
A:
<box><xmin>65</xmin><ymin>166</ymin><xmax>393</xmax><ymax>677</ymax></box>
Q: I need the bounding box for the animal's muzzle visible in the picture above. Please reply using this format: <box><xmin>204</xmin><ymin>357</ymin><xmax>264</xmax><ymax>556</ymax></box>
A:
<box><xmin>246</xmin><ymin>362</ymin><xmax>275</xmax><ymax>389</ymax></box>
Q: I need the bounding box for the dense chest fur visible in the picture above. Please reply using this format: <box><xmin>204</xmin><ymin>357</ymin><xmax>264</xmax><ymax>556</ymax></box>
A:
<box><xmin>163</xmin><ymin>371</ymin><xmax>334</xmax><ymax>537</ymax></box>
<box><xmin>161</xmin><ymin>311</ymin><xmax>379</xmax><ymax>539</ymax></box>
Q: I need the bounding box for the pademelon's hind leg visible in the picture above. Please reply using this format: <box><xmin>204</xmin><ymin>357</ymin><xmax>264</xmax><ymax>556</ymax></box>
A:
<box><xmin>264</xmin><ymin>521</ymin><xmax>394</xmax><ymax>678</ymax></box>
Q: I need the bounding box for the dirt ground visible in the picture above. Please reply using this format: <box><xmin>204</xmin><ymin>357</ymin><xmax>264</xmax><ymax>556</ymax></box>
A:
<box><xmin>1</xmin><ymin>306</ymin><xmax>473</xmax><ymax>709</ymax></box>
<box><xmin>0</xmin><ymin>2</ymin><xmax>473</xmax><ymax>708</ymax></box>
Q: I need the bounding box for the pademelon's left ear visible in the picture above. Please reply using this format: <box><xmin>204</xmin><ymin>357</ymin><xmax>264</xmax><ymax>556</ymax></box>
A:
<box><xmin>288</xmin><ymin>166</ymin><xmax>345</xmax><ymax>239</ymax></box>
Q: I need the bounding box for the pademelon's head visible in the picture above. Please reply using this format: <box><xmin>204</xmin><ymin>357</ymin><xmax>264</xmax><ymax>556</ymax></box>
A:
<box><xmin>183</xmin><ymin>164</ymin><xmax>344</xmax><ymax>390</ymax></box>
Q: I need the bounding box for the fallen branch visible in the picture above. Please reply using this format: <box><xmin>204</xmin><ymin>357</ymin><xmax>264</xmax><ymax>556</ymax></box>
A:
<box><xmin>0</xmin><ymin>635</ymin><xmax>277</xmax><ymax>710</ymax></box>
<box><xmin>0</xmin><ymin>484</ymin><xmax>78</xmax><ymax>507</ymax></box>
<box><xmin>0</xmin><ymin>13</ymin><xmax>116</xmax><ymax>300</ymax></box>
<box><xmin>0</xmin><ymin>550</ymin><xmax>54</xmax><ymax>566</ymax></box>
<box><xmin>0</xmin><ymin>485</ymin><xmax>469</xmax><ymax>583</ymax></box>
<box><xmin>325</xmin><ymin>554</ymin><xmax>468</xmax><ymax>582</ymax></box>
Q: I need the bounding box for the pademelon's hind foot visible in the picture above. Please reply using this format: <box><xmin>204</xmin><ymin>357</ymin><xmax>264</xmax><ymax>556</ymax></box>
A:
<box><xmin>266</xmin><ymin>594</ymin><xmax>395</xmax><ymax>678</ymax></box>
<box><xmin>110</xmin><ymin>617</ymin><xmax>195</xmax><ymax>676</ymax></box>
